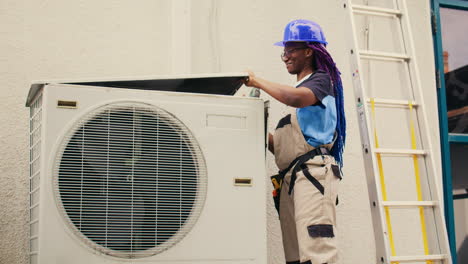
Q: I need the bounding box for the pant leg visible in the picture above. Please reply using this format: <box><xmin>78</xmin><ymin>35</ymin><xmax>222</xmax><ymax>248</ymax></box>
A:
<box><xmin>279</xmin><ymin>172</ymin><xmax>300</xmax><ymax>262</ymax></box>
<box><xmin>293</xmin><ymin>155</ymin><xmax>340</xmax><ymax>264</ymax></box>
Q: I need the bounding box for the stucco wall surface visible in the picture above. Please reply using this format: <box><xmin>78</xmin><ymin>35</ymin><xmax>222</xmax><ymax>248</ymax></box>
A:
<box><xmin>0</xmin><ymin>1</ymin><xmax>440</xmax><ymax>264</ymax></box>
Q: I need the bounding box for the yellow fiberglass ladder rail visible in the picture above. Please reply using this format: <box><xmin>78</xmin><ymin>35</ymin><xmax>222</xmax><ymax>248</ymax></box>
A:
<box><xmin>343</xmin><ymin>1</ymin><xmax>452</xmax><ymax>263</ymax></box>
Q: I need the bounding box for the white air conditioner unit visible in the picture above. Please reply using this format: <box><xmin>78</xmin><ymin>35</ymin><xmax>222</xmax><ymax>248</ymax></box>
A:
<box><xmin>26</xmin><ymin>73</ymin><xmax>267</xmax><ymax>264</ymax></box>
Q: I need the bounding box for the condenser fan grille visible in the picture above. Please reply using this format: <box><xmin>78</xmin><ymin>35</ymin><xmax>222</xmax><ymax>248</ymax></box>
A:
<box><xmin>54</xmin><ymin>102</ymin><xmax>207</xmax><ymax>258</ymax></box>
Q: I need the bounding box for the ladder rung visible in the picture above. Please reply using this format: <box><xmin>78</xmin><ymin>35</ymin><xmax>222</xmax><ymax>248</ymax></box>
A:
<box><xmin>389</xmin><ymin>254</ymin><xmax>447</xmax><ymax>262</ymax></box>
<box><xmin>366</xmin><ymin>98</ymin><xmax>418</xmax><ymax>108</ymax></box>
<box><xmin>352</xmin><ymin>4</ymin><xmax>402</xmax><ymax>17</ymax></box>
<box><xmin>359</xmin><ymin>50</ymin><xmax>410</xmax><ymax>61</ymax></box>
<box><xmin>374</xmin><ymin>148</ymin><xmax>426</xmax><ymax>155</ymax></box>
<box><xmin>381</xmin><ymin>201</ymin><xmax>438</xmax><ymax>207</ymax></box>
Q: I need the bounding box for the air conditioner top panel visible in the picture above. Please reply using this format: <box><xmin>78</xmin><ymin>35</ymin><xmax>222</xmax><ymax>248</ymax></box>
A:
<box><xmin>26</xmin><ymin>72</ymin><xmax>248</xmax><ymax>107</ymax></box>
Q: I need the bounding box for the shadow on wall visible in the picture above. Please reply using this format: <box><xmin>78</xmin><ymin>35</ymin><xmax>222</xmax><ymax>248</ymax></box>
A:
<box><xmin>457</xmin><ymin>235</ymin><xmax>468</xmax><ymax>264</ymax></box>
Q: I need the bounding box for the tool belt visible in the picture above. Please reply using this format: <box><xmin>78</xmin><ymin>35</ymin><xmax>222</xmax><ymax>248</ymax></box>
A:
<box><xmin>270</xmin><ymin>147</ymin><xmax>330</xmax><ymax>214</ymax></box>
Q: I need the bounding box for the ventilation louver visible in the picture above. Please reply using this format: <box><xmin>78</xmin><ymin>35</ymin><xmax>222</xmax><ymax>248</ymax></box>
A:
<box><xmin>53</xmin><ymin>102</ymin><xmax>207</xmax><ymax>258</ymax></box>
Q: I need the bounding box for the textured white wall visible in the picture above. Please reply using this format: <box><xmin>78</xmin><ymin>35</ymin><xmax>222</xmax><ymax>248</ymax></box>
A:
<box><xmin>1</xmin><ymin>1</ymin><xmax>32</xmax><ymax>263</ymax></box>
<box><xmin>0</xmin><ymin>1</ymin><xmax>439</xmax><ymax>264</ymax></box>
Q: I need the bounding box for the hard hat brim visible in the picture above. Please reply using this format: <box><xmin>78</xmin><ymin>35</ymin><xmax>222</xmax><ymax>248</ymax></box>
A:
<box><xmin>274</xmin><ymin>41</ymin><xmax>285</xmax><ymax>47</ymax></box>
<box><xmin>273</xmin><ymin>40</ymin><xmax>328</xmax><ymax>47</ymax></box>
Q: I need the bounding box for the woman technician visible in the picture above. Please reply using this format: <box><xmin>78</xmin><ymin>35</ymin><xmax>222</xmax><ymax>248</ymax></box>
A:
<box><xmin>244</xmin><ymin>19</ymin><xmax>346</xmax><ymax>264</ymax></box>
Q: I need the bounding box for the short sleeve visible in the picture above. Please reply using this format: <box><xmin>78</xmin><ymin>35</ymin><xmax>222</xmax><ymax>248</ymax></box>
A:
<box><xmin>298</xmin><ymin>71</ymin><xmax>333</xmax><ymax>102</ymax></box>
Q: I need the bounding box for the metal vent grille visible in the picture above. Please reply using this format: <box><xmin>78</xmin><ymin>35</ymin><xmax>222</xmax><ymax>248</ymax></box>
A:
<box><xmin>53</xmin><ymin>102</ymin><xmax>207</xmax><ymax>258</ymax></box>
<box><xmin>29</xmin><ymin>94</ymin><xmax>42</xmax><ymax>264</ymax></box>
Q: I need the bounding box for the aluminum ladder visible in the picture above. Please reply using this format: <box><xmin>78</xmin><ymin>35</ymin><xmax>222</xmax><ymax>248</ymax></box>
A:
<box><xmin>343</xmin><ymin>1</ymin><xmax>453</xmax><ymax>263</ymax></box>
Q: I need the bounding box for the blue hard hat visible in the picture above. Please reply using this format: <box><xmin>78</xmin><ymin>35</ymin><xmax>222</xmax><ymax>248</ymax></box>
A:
<box><xmin>274</xmin><ymin>19</ymin><xmax>327</xmax><ymax>46</ymax></box>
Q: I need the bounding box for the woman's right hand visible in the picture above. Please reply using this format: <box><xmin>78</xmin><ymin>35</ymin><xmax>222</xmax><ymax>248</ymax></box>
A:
<box><xmin>244</xmin><ymin>70</ymin><xmax>257</xmax><ymax>87</ymax></box>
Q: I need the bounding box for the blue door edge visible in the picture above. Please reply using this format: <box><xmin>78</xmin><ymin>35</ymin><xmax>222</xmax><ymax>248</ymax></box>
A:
<box><xmin>430</xmin><ymin>0</ymin><xmax>468</xmax><ymax>262</ymax></box>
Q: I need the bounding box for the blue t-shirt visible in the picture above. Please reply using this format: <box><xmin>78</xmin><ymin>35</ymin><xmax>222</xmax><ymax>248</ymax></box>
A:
<box><xmin>296</xmin><ymin>70</ymin><xmax>337</xmax><ymax>147</ymax></box>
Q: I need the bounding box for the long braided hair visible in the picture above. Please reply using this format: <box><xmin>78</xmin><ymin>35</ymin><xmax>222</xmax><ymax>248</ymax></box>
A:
<box><xmin>307</xmin><ymin>42</ymin><xmax>346</xmax><ymax>167</ymax></box>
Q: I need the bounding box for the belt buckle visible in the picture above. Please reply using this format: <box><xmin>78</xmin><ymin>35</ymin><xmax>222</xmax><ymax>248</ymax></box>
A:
<box><xmin>318</xmin><ymin>147</ymin><xmax>327</xmax><ymax>155</ymax></box>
